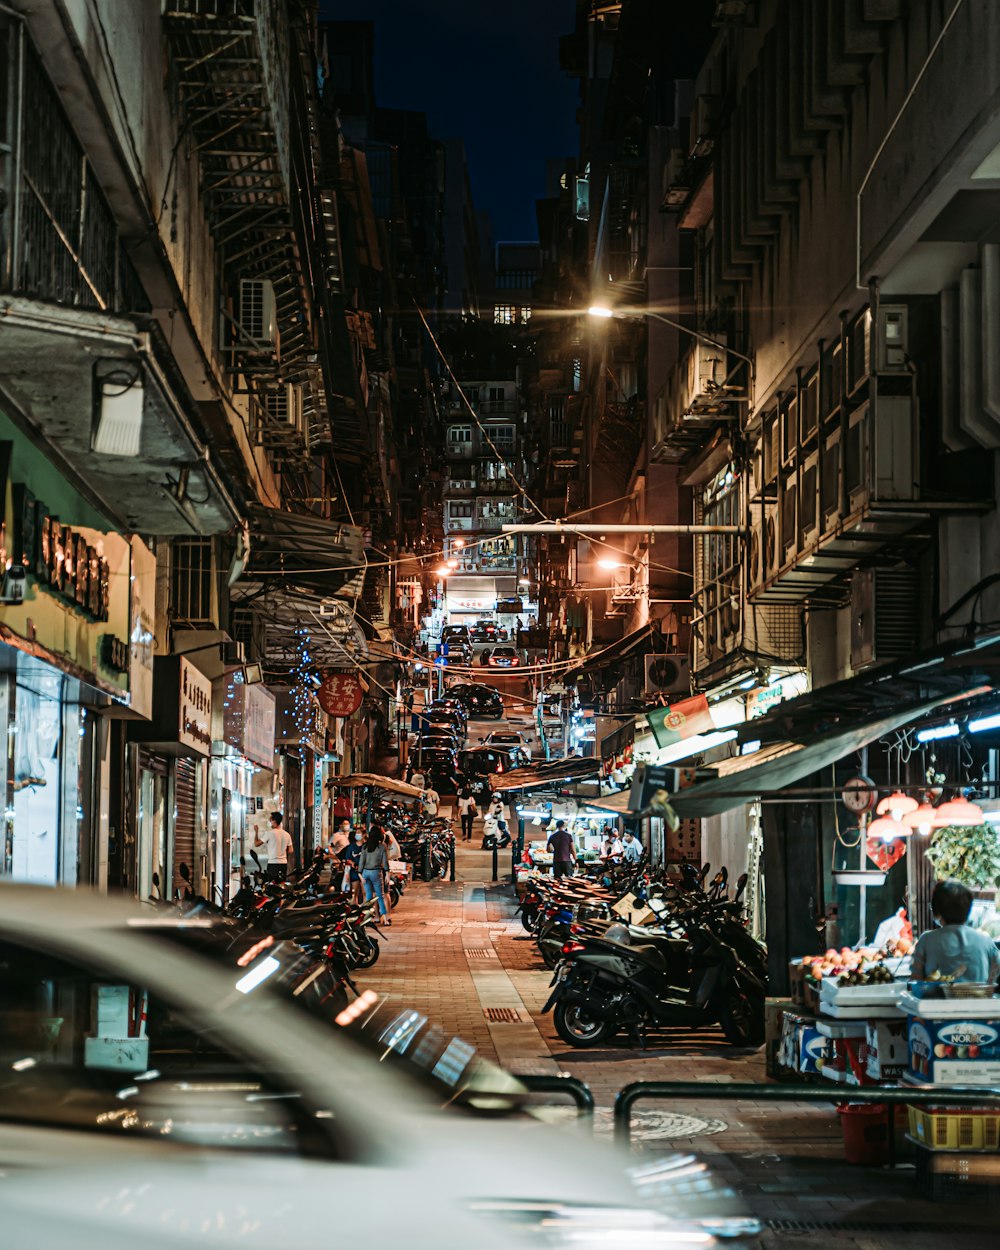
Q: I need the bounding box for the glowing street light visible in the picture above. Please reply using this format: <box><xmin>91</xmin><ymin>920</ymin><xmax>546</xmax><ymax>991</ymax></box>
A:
<box><xmin>597</xmin><ymin>557</ymin><xmax>626</xmax><ymax>570</ymax></box>
<box><xmin>434</xmin><ymin>565</ymin><xmax>451</xmax><ymax>577</ymax></box>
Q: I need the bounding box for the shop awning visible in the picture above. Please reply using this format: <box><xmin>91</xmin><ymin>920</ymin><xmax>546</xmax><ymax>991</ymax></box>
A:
<box><xmin>328</xmin><ymin>773</ymin><xmax>422</xmax><ymax>797</ymax></box>
<box><xmin>581</xmin><ymin>789</ymin><xmax>633</xmax><ymax>815</ymax></box>
<box><xmin>243</xmin><ymin>506</ymin><xmax>366</xmax><ymax>596</ymax></box>
<box><xmin>562</xmin><ymin>623</ymin><xmax>667</xmax><ymax>684</ymax></box>
<box><xmin>671</xmin><ymin>690</ymin><xmax>985</xmax><ymax>818</ymax></box>
<box><xmin>490</xmin><ymin>757</ymin><xmax>601</xmax><ymax>793</ymax></box>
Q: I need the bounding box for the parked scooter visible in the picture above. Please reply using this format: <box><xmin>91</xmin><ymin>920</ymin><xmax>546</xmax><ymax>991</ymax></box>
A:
<box><xmin>542</xmin><ymin>871</ymin><xmax>766</xmax><ymax>1048</ymax></box>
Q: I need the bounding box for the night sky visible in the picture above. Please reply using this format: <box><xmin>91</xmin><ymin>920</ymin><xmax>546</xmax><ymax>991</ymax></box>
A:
<box><xmin>321</xmin><ymin>0</ymin><xmax>579</xmax><ymax>241</ymax></box>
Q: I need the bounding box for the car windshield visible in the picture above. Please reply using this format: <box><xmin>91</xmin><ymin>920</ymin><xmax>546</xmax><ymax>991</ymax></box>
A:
<box><xmin>153</xmin><ymin>926</ymin><xmax>528</xmax><ymax>1114</ymax></box>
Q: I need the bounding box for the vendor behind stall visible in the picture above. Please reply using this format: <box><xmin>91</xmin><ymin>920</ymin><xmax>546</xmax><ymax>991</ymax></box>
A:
<box><xmin>911</xmin><ymin>879</ymin><xmax>1000</xmax><ymax>984</ymax></box>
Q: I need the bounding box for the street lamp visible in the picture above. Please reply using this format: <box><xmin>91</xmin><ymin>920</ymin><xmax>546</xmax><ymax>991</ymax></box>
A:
<box><xmin>587</xmin><ymin>303</ymin><xmax>755</xmax><ymax>377</ymax></box>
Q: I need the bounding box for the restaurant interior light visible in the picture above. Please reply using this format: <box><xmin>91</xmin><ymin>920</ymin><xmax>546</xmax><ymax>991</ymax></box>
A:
<box><xmin>587</xmin><ymin>304</ymin><xmax>615</xmax><ymax>318</ymax></box>
<box><xmin>932</xmin><ymin>797</ymin><xmax>985</xmax><ymax>826</ymax></box>
<box><xmin>876</xmin><ymin>790</ymin><xmax>918</xmax><ymax>817</ymax></box>
<box><xmin>968</xmin><ymin>713</ymin><xmax>1000</xmax><ymax>734</ymax></box>
<box><xmin>902</xmin><ymin>802</ymin><xmax>937</xmax><ymax>835</ymax></box>
<box><xmin>867</xmin><ymin>815</ymin><xmax>911</xmax><ymax>842</ymax></box>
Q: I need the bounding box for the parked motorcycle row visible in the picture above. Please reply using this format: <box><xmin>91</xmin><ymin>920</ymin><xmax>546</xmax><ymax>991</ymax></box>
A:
<box><xmin>519</xmin><ymin>860</ymin><xmax>768</xmax><ymax>1050</ymax></box>
<box><xmin>153</xmin><ymin>801</ymin><xmax>458</xmax><ymax>1023</ymax></box>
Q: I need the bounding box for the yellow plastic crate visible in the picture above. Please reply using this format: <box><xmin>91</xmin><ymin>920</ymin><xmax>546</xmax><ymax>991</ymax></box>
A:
<box><xmin>908</xmin><ymin>1105</ymin><xmax>1000</xmax><ymax>1152</ymax></box>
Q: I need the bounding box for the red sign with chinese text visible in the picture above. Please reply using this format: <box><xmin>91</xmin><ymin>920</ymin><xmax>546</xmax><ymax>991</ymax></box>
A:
<box><xmin>318</xmin><ymin>671</ymin><xmax>363</xmax><ymax>716</ymax></box>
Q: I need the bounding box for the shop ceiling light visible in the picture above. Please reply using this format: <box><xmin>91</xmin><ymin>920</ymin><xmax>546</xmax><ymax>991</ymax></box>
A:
<box><xmin>833</xmin><ymin>869</ymin><xmax>888</xmax><ymax>887</ymax></box>
<box><xmin>932</xmin><ymin>797</ymin><xmax>985</xmax><ymax>826</ymax></box>
<box><xmin>902</xmin><ymin>802</ymin><xmax>937</xmax><ymax>835</ymax></box>
<box><xmin>93</xmin><ymin>363</ymin><xmax>143</xmax><ymax>457</ymax></box>
<box><xmin>968</xmin><ymin>713</ymin><xmax>1000</xmax><ymax>734</ymax></box>
<box><xmin>867</xmin><ymin>815</ymin><xmax>911</xmax><ymax>841</ymax></box>
<box><xmin>916</xmin><ymin>723</ymin><xmax>960</xmax><ymax>743</ymax></box>
<box><xmin>876</xmin><ymin>790</ymin><xmax>918</xmax><ymax>816</ymax></box>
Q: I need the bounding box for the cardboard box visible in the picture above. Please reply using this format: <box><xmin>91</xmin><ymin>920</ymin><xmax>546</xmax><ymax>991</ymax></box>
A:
<box><xmin>908</xmin><ymin>1015</ymin><xmax>1000</xmax><ymax>1085</ymax></box>
<box><xmin>779</xmin><ymin>1011</ymin><xmax>829</xmax><ymax>1073</ymax></box>
<box><xmin>84</xmin><ymin>1036</ymin><xmax>150</xmax><ymax>1071</ymax></box>
<box><xmin>765</xmin><ymin>998</ymin><xmax>796</xmax><ymax>1079</ymax></box>
<box><xmin>866</xmin><ymin>1019</ymin><xmax>908</xmax><ymax>1081</ymax></box>
<box><xmin>95</xmin><ymin>985</ymin><xmax>131</xmax><ymax>1038</ymax></box>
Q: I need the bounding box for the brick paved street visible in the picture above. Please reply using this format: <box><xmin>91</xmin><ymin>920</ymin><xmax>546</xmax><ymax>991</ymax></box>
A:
<box><xmin>363</xmin><ymin>832</ymin><xmax>998</xmax><ymax>1249</ymax></box>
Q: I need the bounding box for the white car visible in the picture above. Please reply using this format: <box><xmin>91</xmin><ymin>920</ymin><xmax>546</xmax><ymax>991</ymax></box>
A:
<box><xmin>484</xmin><ymin>729</ymin><xmax>533</xmax><ymax>760</ymax></box>
<box><xmin>0</xmin><ymin>886</ymin><xmax>753</xmax><ymax>1249</ymax></box>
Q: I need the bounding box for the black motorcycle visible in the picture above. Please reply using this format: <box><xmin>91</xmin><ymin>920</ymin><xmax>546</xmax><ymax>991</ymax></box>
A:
<box><xmin>542</xmin><ymin>884</ymin><xmax>766</xmax><ymax>1049</ymax></box>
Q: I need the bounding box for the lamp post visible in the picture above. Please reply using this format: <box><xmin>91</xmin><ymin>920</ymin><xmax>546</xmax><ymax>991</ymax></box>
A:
<box><xmin>587</xmin><ymin>304</ymin><xmax>755</xmax><ymax>378</ymax></box>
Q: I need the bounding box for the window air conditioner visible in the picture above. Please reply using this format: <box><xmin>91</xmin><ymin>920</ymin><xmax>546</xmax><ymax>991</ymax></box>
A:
<box><xmin>644</xmin><ymin>654</ymin><xmax>691</xmax><ymax>697</ymax></box>
<box><xmin>239</xmin><ymin>278</ymin><xmax>278</xmax><ymax>347</ymax></box>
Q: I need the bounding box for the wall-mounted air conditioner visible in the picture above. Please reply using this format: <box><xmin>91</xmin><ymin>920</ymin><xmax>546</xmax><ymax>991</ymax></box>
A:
<box><xmin>239</xmin><ymin>278</ymin><xmax>278</xmax><ymax>347</ymax></box>
<box><xmin>747</xmin><ymin>500</ymin><xmax>778</xmax><ymax>589</ymax></box>
<box><xmin>682</xmin><ymin>337</ymin><xmax>728</xmax><ymax>416</ymax></box>
<box><xmin>644</xmin><ymin>654</ymin><xmax>691</xmax><ymax>697</ymax></box>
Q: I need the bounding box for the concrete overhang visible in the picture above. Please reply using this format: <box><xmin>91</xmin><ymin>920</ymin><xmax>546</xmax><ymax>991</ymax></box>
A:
<box><xmin>0</xmin><ymin>298</ymin><xmax>241</xmax><ymax>536</ymax></box>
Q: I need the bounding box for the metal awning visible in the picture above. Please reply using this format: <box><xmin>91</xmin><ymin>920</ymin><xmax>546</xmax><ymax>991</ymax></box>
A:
<box><xmin>672</xmin><ymin>688</ymin><xmax>988</xmax><ymax>818</ymax></box>
<box><xmin>0</xmin><ymin>300</ymin><xmax>240</xmax><ymax>535</ymax></box>
<box><xmin>581</xmin><ymin>789</ymin><xmax>633</xmax><ymax>815</ymax></box>
<box><xmin>490</xmin><ymin>757</ymin><xmax>601</xmax><ymax>793</ymax></box>
<box><xmin>230</xmin><ymin>583</ymin><xmax>369</xmax><ymax>678</ymax></box>
<box><xmin>327</xmin><ymin>774</ymin><xmax>422</xmax><ymax>797</ymax></box>
<box><xmin>243</xmin><ymin>506</ymin><xmax>366</xmax><ymax>596</ymax></box>
<box><xmin>562</xmin><ymin>623</ymin><xmax>666</xmax><ymax>684</ymax></box>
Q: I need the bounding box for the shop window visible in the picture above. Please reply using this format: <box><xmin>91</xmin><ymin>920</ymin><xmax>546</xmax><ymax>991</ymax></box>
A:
<box><xmin>493</xmin><ymin>305</ymin><xmax>515</xmax><ymax>325</ymax></box>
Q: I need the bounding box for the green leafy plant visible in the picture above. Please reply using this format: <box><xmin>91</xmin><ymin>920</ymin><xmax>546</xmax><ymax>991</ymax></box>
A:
<box><xmin>925</xmin><ymin>824</ymin><xmax>1000</xmax><ymax>889</ymax></box>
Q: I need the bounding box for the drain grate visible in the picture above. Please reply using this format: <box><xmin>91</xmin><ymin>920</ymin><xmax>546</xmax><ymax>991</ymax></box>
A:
<box><xmin>767</xmin><ymin>1219</ymin><xmax>980</xmax><ymax>1234</ymax></box>
<box><xmin>484</xmin><ymin>1006</ymin><xmax>522</xmax><ymax>1023</ymax></box>
<box><xmin>466</xmin><ymin>948</ymin><xmax>495</xmax><ymax>960</ymax></box>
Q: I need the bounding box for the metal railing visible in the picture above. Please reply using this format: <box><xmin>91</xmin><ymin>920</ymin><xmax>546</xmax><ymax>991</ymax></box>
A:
<box><xmin>519</xmin><ymin>1073</ymin><xmax>595</xmax><ymax>1123</ymax></box>
<box><xmin>612</xmin><ymin>1079</ymin><xmax>1000</xmax><ymax>1166</ymax></box>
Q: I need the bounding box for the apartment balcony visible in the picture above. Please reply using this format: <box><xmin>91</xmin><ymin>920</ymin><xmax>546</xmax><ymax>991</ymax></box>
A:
<box><xmin>475</xmin><ymin>515</ymin><xmax>516</xmax><ymax>533</ymax></box>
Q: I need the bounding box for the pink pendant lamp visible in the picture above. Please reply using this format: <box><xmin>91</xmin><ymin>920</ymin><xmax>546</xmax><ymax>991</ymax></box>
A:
<box><xmin>932</xmin><ymin>797</ymin><xmax>985</xmax><ymax>827</ymax></box>
<box><xmin>902</xmin><ymin>802</ymin><xmax>938</xmax><ymax>835</ymax></box>
<box><xmin>876</xmin><ymin>791</ymin><xmax>918</xmax><ymax>817</ymax></box>
<box><xmin>867</xmin><ymin>815</ymin><xmax>911</xmax><ymax>841</ymax></box>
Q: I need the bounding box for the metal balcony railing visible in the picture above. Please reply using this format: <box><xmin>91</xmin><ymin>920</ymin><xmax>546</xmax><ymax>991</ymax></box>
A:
<box><xmin>2</xmin><ymin>34</ymin><xmax>150</xmax><ymax>315</ymax></box>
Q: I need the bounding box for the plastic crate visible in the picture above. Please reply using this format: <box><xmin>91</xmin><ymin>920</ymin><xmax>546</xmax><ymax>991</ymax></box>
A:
<box><xmin>908</xmin><ymin>1105</ymin><xmax>1000</xmax><ymax>1151</ymax></box>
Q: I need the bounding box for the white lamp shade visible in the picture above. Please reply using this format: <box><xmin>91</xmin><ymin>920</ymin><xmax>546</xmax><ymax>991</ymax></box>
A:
<box><xmin>867</xmin><ymin>815</ymin><xmax>911</xmax><ymax>841</ymax></box>
<box><xmin>876</xmin><ymin>790</ymin><xmax>918</xmax><ymax>816</ymax></box>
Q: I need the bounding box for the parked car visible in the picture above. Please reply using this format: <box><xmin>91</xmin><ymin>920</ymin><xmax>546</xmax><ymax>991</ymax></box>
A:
<box><xmin>447</xmin><ymin>683</ymin><xmax>505</xmax><ymax>718</ymax></box>
<box><xmin>441</xmin><ymin>624</ymin><xmax>471</xmax><ymax>646</ymax></box>
<box><xmin>430</xmin><ymin>698</ymin><xmax>468</xmax><ymax>727</ymax></box>
<box><xmin>470</xmin><ymin>620</ymin><xmax>497</xmax><ymax>643</ymax></box>
<box><xmin>416</xmin><ymin>748</ymin><xmax>460</xmax><ymax>792</ymax></box>
<box><xmin>0</xmin><ymin>886</ymin><xmax>754</xmax><ymax>1250</ymax></box>
<box><xmin>484</xmin><ymin>729</ymin><xmax>533</xmax><ymax>761</ymax></box>
<box><xmin>424</xmin><ymin>710</ymin><xmax>466</xmax><ymax>737</ymax></box>
<box><xmin>459</xmin><ymin>746</ymin><xmax>519</xmax><ymax>802</ymax></box>
<box><xmin>488</xmin><ymin>646</ymin><xmax>520</xmax><ymax>668</ymax></box>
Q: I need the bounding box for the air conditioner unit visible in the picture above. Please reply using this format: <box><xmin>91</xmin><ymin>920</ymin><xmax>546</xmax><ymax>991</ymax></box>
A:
<box><xmin>683</xmin><ymin>338</ymin><xmax>728</xmax><ymax>416</ymax></box>
<box><xmin>644</xmin><ymin>654</ymin><xmax>690</xmax><ymax>697</ymax></box>
<box><xmin>850</xmin><ymin>567</ymin><xmax>919</xmax><ymax>671</ymax></box>
<box><xmin>239</xmin><ymin>278</ymin><xmax>278</xmax><ymax>347</ymax></box>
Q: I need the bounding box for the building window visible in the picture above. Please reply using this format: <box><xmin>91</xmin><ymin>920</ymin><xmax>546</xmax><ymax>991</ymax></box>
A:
<box><xmin>496</xmin><ymin>269</ymin><xmax>538</xmax><ymax>289</ymax></box>
<box><xmin>447</xmin><ymin>425</ymin><xmax>472</xmax><ymax>444</ymax></box>
<box><xmin>488</xmin><ymin>424</ymin><xmax>516</xmax><ymax>451</ymax></box>
<box><xmin>448</xmin><ymin>502</ymin><xmax>474</xmax><ymax>518</ymax></box>
<box><xmin>572</xmin><ymin>358</ymin><xmax>582</xmax><ymax>392</ymax></box>
<box><xmin>494</xmin><ymin>305</ymin><xmax>516</xmax><ymax>325</ymax></box>
<box><xmin>520</xmin><ymin>306</ymin><xmax>532</xmax><ymax>322</ymax></box>
<box><xmin>171</xmin><ymin>539</ymin><xmax>215</xmax><ymax>627</ymax></box>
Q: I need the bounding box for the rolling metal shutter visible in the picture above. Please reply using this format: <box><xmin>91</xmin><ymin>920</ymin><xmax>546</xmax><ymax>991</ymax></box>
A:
<box><xmin>172</xmin><ymin>756</ymin><xmax>197</xmax><ymax>896</ymax></box>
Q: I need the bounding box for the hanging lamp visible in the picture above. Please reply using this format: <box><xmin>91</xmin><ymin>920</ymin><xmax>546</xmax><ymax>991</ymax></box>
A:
<box><xmin>932</xmin><ymin>797</ymin><xmax>985</xmax><ymax>827</ymax></box>
<box><xmin>867</xmin><ymin>815</ymin><xmax>911</xmax><ymax>841</ymax></box>
<box><xmin>902</xmin><ymin>802</ymin><xmax>938</xmax><ymax>835</ymax></box>
<box><xmin>876</xmin><ymin>790</ymin><xmax>918</xmax><ymax>817</ymax></box>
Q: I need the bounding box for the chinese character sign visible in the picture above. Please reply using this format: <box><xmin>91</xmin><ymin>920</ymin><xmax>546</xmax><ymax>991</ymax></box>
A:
<box><xmin>317</xmin><ymin>671</ymin><xmax>363</xmax><ymax>717</ymax></box>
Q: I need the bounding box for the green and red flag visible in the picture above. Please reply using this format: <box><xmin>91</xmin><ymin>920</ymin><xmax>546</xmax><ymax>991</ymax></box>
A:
<box><xmin>645</xmin><ymin>694</ymin><xmax>715</xmax><ymax>749</ymax></box>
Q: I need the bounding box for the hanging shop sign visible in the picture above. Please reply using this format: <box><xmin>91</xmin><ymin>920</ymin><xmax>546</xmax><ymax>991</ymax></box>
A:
<box><xmin>317</xmin><ymin>671</ymin><xmax>363</xmax><ymax>717</ymax></box>
<box><xmin>221</xmin><ymin>678</ymin><xmax>276</xmax><ymax>768</ymax></box>
<box><xmin>129</xmin><ymin>656</ymin><xmax>213</xmax><ymax>756</ymax></box>
<box><xmin>127</xmin><ymin>537</ymin><xmax>156</xmax><ymax>720</ymax></box>
<box><xmin>179</xmin><ymin>658</ymin><xmax>212</xmax><ymax>755</ymax></box>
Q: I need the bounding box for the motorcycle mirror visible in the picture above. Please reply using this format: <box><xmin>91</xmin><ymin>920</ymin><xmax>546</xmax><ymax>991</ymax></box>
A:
<box><xmin>699</xmin><ymin>862</ymin><xmax>711</xmax><ymax>884</ymax></box>
<box><xmin>735</xmin><ymin>872</ymin><xmax>748</xmax><ymax>900</ymax></box>
<box><xmin>179</xmin><ymin>862</ymin><xmax>191</xmax><ymax>883</ymax></box>
<box><xmin>151</xmin><ymin>871</ymin><xmax>160</xmax><ymax>888</ymax></box>
<box><xmin>250</xmin><ymin>849</ymin><xmax>261</xmax><ymax>867</ymax></box>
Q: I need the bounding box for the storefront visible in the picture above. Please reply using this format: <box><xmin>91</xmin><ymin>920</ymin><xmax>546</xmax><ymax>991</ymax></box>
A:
<box><xmin>128</xmin><ymin>656</ymin><xmax>212</xmax><ymax>899</ymax></box>
<box><xmin>0</xmin><ymin>416</ymin><xmax>136</xmax><ymax>886</ymax></box>
<box><xmin>213</xmin><ymin>674</ymin><xmax>276</xmax><ymax>897</ymax></box>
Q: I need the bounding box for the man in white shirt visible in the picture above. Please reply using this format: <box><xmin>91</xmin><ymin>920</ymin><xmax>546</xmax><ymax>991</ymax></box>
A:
<box><xmin>421</xmin><ymin>786</ymin><xmax>440</xmax><ymax>817</ymax></box>
<box><xmin>622</xmin><ymin>830</ymin><xmax>643</xmax><ymax>864</ymax></box>
<box><xmin>260</xmin><ymin>812</ymin><xmax>294</xmax><ymax>881</ymax></box>
<box><xmin>409</xmin><ymin>768</ymin><xmax>426</xmax><ymax>791</ymax></box>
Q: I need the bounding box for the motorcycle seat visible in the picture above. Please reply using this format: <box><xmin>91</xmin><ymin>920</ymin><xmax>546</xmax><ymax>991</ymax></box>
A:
<box><xmin>629</xmin><ymin>943</ymin><xmax>668</xmax><ymax>971</ymax></box>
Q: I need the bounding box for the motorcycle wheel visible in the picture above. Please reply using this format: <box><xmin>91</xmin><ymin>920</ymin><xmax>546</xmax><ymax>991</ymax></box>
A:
<box><xmin>521</xmin><ymin>904</ymin><xmax>538</xmax><ymax>932</ymax></box>
<box><xmin>718</xmin><ymin>987</ymin><xmax>763</xmax><ymax>1047</ymax></box>
<box><xmin>328</xmin><ymin>985</ymin><xmax>350</xmax><ymax>1017</ymax></box>
<box><xmin>539</xmin><ymin>943</ymin><xmax>560</xmax><ymax>970</ymax></box>
<box><xmin>353</xmin><ymin>935</ymin><xmax>381</xmax><ymax>969</ymax></box>
<box><xmin>553</xmin><ymin>1001</ymin><xmax>614</xmax><ymax>1048</ymax></box>
<box><xmin>389</xmin><ymin>884</ymin><xmax>400</xmax><ymax>908</ymax></box>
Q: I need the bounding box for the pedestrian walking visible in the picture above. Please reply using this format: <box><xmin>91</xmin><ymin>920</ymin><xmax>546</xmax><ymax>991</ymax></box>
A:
<box><xmin>409</xmin><ymin>767</ymin><xmax>426</xmax><ymax>790</ymax></box>
<box><xmin>339</xmin><ymin>828</ymin><xmax>365</xmax><ymax>901</ymax></box>
<box><xmin>358</xmin><ymin>827</ymin><xmax>391</xmax><ymax>923</ymax></box>
<box><xmin>547</xmin><ymin>819</ymin><xmax>576</xmax><ymax>878</ymax></box>
<box><xmin>259</xmin><ymin>812</ymin><xmax>294</xmax><ymax>881</ymax></box>
<box><xmin>457</xmin><ymin>784</ymin><xmax>478</xmax><ymax>841</ymax></box>
<box><xmin>421</xmin><ymin>785</ymin><xmax>440</xmax><ymax>817</ymax></box>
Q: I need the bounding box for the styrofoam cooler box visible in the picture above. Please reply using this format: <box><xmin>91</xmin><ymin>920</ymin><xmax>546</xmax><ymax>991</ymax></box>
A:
<box><xmin>866</xmin><ymin>1019</ymin><xmax>908</xmax><ymax>1080</ymax></box>
<box><xmin>95</xmin><ymin>985</ymin><xmax>131</xmax><ymax>1037</ymax></box>
<box><xmin>908</xmin><ymin>1015</ymin><xmax>1000</xmax><ymax>1085</ymax></box>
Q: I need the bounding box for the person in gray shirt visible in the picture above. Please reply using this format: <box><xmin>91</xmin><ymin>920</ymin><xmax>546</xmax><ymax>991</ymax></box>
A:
<box><xmin>910</xmin><ymin>879</ymin><xmax>1000</xmax><ymax>984</ymax></box>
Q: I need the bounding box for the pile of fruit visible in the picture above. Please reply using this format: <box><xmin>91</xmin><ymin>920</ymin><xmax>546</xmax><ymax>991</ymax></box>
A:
<box><xmin>802</xmin><ymin>940</ymin><xmax>911</xmax><ymax>984</ymax></box>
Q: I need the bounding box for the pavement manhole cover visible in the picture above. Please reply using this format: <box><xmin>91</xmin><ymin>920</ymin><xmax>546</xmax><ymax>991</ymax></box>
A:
<box><xmin>584</xmin><ymin>1108</ymin><xmax>729</xmax><ymax>1141</ymax></box>
<box><xmin>484</xmin><ymin>1006</ymin><xmax>523</xmax><ymax>1023</ymax></box>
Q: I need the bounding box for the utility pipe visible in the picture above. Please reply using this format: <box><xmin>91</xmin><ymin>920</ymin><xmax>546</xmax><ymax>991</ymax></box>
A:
<box><xmin>501</xmin><ymin>523</ymin><xmax>744</xmax><ymax>535</ymax></box>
